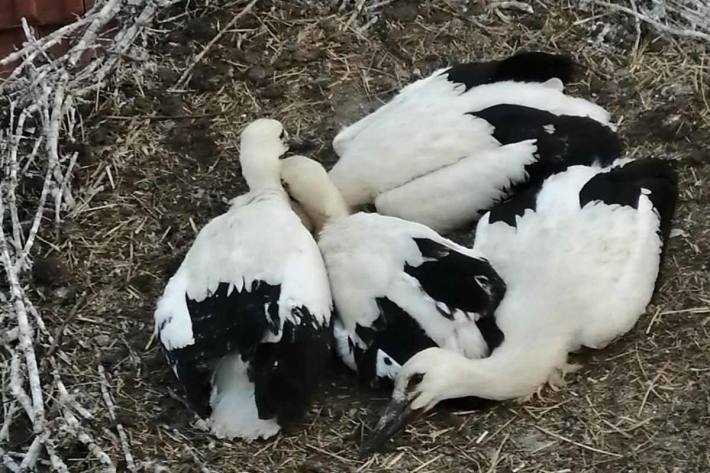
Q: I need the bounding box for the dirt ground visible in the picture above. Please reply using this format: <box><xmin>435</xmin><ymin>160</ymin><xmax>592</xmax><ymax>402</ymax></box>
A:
<box><xmin>28</xmin><ymin>0</ymin><xmax>710</xmax><ymax>471</ymax></box>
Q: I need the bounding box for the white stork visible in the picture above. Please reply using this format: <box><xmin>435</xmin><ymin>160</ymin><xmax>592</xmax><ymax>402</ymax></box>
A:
<box><xmin>329</xmin><ymin>51</ymin><xmax>621</xmax><ymax>233</ymax></box>
<box><xmin>360</xmin><ymin>157</ymin><xmax>678</xmax><ymax>453</ymax></box>
<box><xmin>153</xmin><ymin>119</ymin><xmax>332</xmax><ymax>441</ymax></box>
<box><xmin>280</xmin><ymin>156</ymin><xmax>506</xmax><ymax>393</ymax></box>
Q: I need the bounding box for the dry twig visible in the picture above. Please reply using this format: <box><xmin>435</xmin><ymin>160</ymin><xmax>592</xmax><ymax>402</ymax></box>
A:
<box><xmin>174</xmin><ymin>0</ymin><xmax>259</xmax><ymax>89</ymax></box>
<box><xmin>592</xmin><ymin>0</ymin><xmax>710</xmax><ymax>43</ymax></box>
<box><xmin>0</xmin><ymin>0</ymin><xmax>174</xmax><ymax>469</ymax></box>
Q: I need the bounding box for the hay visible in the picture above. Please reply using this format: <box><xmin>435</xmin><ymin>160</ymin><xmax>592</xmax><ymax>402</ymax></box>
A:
<box><xmin>0</xmin><ymin>1</ymin><xmax>174</xmax><ymax>471</ymax></box>
<box><xmin>1</xmin><ymin>0</ymin><xmax>709</xmax><ymax>470</ymax></box>
<box><xmin>589</xmin><ymin>0</ymin><xmax>710</xmax><ymax>44</ymax></box>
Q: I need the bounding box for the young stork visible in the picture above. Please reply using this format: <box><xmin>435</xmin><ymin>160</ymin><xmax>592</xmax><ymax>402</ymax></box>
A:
<box><xmin>360</xmin><ymin>157</ymin><xmax>678</xmax><ymax>454</ymax></box>
<box><xmin>329</xmin><ymin>51</ymin><xmax>621</xmax><ymax>233</ymax></box>
<box><xmin>280</xmin><ymin>156</ymin><xmax>506</xmax><ymax>390</ymax></box>
<box><xmin>153</xmin><ymin>119</ymin><xmax>332</xmax><ymax>441</ymax></box>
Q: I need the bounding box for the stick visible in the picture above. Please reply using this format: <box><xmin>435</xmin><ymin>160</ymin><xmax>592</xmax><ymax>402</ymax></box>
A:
<box><xmin>99</xmin><ymin>365</ymin><xmax>136</xmax><ymax>472</ymax></box>
<box><xmin>174</xmin><ymin>0</ymin><xmax>259</xmax><ymax>89</ymax></box>
<box><xmin>593</xmin><ymin>0</ymin><xmax>710</xmax><ymax>43</ymax></box>
<box><xmin>535</xmin><ymin>426</ymin><xmax>623</xmax><ymax>458</ymax></box>
<box><xmin>0</xmin><ymin>1</ymin><xmax>174</xmax><ymax>469</ymax></box>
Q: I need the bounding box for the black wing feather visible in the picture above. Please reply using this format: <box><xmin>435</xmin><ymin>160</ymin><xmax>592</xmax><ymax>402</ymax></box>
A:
<box><xmin>486</xmin><ymin>183</ymin><xmax>542</xmax><ymax>227</ymax></box>
<box><xmin>352</xmin><ymin>298</ymin><xmax>500</xmax><ymax>412</ymax></box>
<box><xmin>348</xmin><ymin>238</ymin><xmax>508</xmax><ymax>391</ymax></box>
<box><xmin>579</xmin><ymin>158</ymin><xmax>678</xmax><ymax>247</ymax></box>
<box><xmin>251</xmin><ymin>307</ymin><xmax>332</xmax><ymax>426</ymax></box>
<box><xmin>352</xmin><ymin>298</ymin><xmax>438</xmax><ymax>388</ymax></box>
<box><xmin>470</xmin><ymin>104</ymin><xmax>622</xmax><ymax>226</ymax></box>
<box><xmin>406</xmin><ymin>239</ymin><xmax>506</xmax><ymax>316</ymax></box>
<box><xmin>472</xmin><ymin>104</ymin><xmax>621</xmax><ymax>179</ymax></box>
<box><xmin>445</xmin><ymin>51</ymin><xmax>575</xmax><ymax>92</ymax></box>
<box><xmin>162</xmin><ymin>281</ymin><xmax>279</xmax><ymax>416</ymax></box>
<box><xmin>162</xmin><ymin>281</ymin><xmax>332</xmax><ymax>425</ymax></box>
<box><xmin>404</xmin><ymin>238</ymin><xmax>506</xmax><ymax>349</ymax></box>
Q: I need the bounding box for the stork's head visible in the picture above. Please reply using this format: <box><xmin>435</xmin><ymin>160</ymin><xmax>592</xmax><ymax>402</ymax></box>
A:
<box><xmin>239</xmin><ymin>118</ymin><xmax>290</xmax><ymax>190</ymax></box>
<box><xmin>281</xmin><ymin>155</ymin><xmax>350</xmax><ymax>233</ymax></box>
<box><xmin>360</xmin><ymin>348</ymin><xmax>467</xmax><ymax>456</ymax></box>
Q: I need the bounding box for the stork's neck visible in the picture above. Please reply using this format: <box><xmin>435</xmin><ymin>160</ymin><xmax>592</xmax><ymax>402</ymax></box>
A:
<box><xmin>311</xmin><ymin>180</ymin><xmax>350</xmax><ymax>235</ymax></box>
<box><xmin>245</xmin><ymin>172</ymin><xmax>282</xmax><ymax>191</ymax></box>
<box><xmin>325</xmin><ymin>194</ymin><xmax>349</xmax><ymax>223</ymax></box>
<box><xmin>443</xmin><ymin>337</ymin><xmax>569</xmax><ymax>401</ymax></box>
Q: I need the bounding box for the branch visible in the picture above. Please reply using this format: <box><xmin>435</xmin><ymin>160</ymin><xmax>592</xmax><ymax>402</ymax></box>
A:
<box><xmin>0</xmin><ymin>0</ymin><xmax>173</xmax><ymax>469</ymax></box>
<box><xmin>99</xmin><ymin>365</ymin><xmax>136</xmax><ymax>472</ymax></box>
<box><xmin>593</xmin><ymin>0</ymin><xmax>710</xmax><ymax>43</ymax></box>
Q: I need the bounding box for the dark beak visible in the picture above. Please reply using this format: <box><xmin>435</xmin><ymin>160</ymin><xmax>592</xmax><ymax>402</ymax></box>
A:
<box><xmin>359</xmin><ymin>397</ymin><xmax>415</xmax><ymax>457</ymax></box>
<box><xmin>286</xmin><ymin>136</ymin><xmax>318</xmax><ymax>154</ymax></box>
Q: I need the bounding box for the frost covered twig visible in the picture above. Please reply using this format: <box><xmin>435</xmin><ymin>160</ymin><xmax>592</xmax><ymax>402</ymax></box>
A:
<box><xmin>592</xmin><ymin>0</ymin><xmax>710</xmax><ymax>44</ymax></box>
<box><xmin>0</xmin><ymin>0</ymin><xmax>173</xmax><ymax>468</ymax></box>
<box><xmin>99</xmin><ymin>365</ymin><xmax>136</xmax><ymax>472</ymax></box>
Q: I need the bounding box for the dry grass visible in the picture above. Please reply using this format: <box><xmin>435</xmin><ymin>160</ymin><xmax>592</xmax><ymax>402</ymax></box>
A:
<box><xmin>25</xmin><ymin>0</ymin><xmax>710</xmax><ymax>471</ymax></box>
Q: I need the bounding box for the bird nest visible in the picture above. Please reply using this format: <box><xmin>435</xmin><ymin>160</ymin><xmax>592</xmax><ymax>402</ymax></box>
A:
<box><xmin>1</xmin><ymin>0</ymin><xmax>709</xmax><ymax>471</ymax></box>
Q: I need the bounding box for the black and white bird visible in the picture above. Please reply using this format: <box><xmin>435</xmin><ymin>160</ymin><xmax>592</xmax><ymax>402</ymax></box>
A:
<box><xmin>280</xmin><ymin>156</ymin><xmax>506</xmax><ymax>389</ymax></box>
<box><xmin>360</xmin><ymin>157</ymin><xmax>678</xmax><ymax>453</ymax></box>
<box><xmin>329</xmin><ymin>51</ymin><xmax>621</xmax><ymax>233</ymax></box>
<box><xmin>153</xmin><ymin>119</ymin><xmax>332</xmax><ymax>441</ymax></box>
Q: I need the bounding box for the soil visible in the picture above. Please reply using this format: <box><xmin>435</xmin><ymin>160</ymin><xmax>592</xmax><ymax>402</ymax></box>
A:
<box><xmin>33</xmin><ymin>0</ymin><xmax>710</xmax><ymax>471</ymax></box>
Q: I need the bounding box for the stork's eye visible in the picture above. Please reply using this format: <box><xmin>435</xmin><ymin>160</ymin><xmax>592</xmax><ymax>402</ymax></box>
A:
<box><xmin>407</xmin><ymin>373</ymin><xmax>424</xmax><ymax>390</ymax></box>
<box><xmin>474</xmin><ymin>275</ymin><xmax>490</xmax><ymax>287</ymax></box>
<box><xmin>279</xmin><ymin>129</ymin><xmax>286</xmax><ymax>139</ymax></box>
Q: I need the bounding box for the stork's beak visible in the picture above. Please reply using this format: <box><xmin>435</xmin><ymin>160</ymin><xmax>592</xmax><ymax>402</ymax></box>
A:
<box><xmin>286</xmin><ymin>135</ymin><xmax>318</xmax><ymax>154</ymax></box>
<box><xmin>359</xmin><ymin>397</ymin><xmax>416</xmax><ymax>457</ymax></box>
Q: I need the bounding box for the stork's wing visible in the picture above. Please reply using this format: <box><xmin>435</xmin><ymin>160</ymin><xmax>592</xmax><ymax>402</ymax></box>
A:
<box><xmin>444</xmin><ymin>51</ymin><xmax>575</xmax><ymax>92</ymax></box>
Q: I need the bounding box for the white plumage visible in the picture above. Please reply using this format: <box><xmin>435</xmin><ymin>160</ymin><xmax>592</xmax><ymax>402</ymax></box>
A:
<box><xmin>329</xmin><ymin>52</ymin><xmax>621</xmax><ymax>232</ymax></box>
<box><xmin>148</xmin><ymin>51</ymin><xmax>681</xmax><ymax>458</ymax></box>
<box><xmin>374</xmin><ymin>140</ymin><xmax>539</xmax><ymax>232</ymax></box>
<box><xmin>154</xmin><ymin>119</ymin><xmax>332</xmax><ymax>441</ymax></box>
<box><xmin>281</xmin><ymin>156</ymin><xmax>506</xmax><ymax>388</ymax></box>
<box><xmin>474</xmin><ymin>160</ymin><xmax>670</xmax><ymax>352</ymax></box>
<box><xmin>361</xmin><ymin>157</ymin><xmax>678</xmax><ymax>452</ymax></box>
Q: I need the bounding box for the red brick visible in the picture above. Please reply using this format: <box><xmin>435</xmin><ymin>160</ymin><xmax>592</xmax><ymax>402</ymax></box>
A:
<box><xmin>0</xmin><ymin>0</ymin><xmax>110</xmax><ymax>78</ymax></box>
<box><xmin>17</xmin><ymin>0</ymin><xmax>87</xmax><ymax>26</ymax></box>
<box><xmin>0</xmin><ymin>0</ymin><xmax>89</xmax><ymax>29</ymax></box>
<box><xmin>0</xmin><ymin>25</ymin><xmax>65</xmax><ymax>77</ymax></box>
<box><xmin>0</xmin><ymin>0</ymin><xmax>18</xmax><ymax>29</ymax></box>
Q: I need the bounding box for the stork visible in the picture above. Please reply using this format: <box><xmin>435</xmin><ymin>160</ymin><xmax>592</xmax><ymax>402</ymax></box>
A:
<box><xmin>281</xmin><ymin>156</ymin><xmax>506</xmax><ymax>399</ymax></box>
<box><xmin>360</xmin><ymin>157</ymin><xmax>678</xmax><ymax>453</ymax></box>
<box><xmin>154</xmin><ymin>119</ymin><xmax>332</xmax><ymax>441</ymax></box>
<box><xmin>329</xmin><ymin>51</ymin><xmax>621</xmax><ymax>233</ymax></box>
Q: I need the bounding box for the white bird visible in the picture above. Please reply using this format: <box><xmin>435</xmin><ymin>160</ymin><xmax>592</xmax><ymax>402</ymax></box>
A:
<box><xmin>280</xmin><ymin>156</ymin><xmax>506</xmax><ymax>390</ymax></box>
<box><xmin>153</xmin><ymin>119</ymin><xmax>332</xmax><ymax>441</ymax></box>
<box><xmin>360</xmin><ymin>157</ymin><xmax>678</xmax><ymax>453</ymax></box>
<box><xmin>329</xmin><ymin>51</ymin><xmax>621</xmax><ymax>233</ymax></box>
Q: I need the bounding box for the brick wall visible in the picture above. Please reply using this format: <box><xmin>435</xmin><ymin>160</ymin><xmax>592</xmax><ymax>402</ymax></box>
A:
<box><xmin>0</xmin><ymin>0</ymin><xmax>94</xmax><ymax>28</ymax></box>
<box><xmin>0</xmin><ymin>0</ymin><xmax>96</xmax><ymax>76</ymax></box>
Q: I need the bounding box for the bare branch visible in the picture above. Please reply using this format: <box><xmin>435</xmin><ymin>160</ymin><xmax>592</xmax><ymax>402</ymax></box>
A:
<box><xmin>0</xmin><ymin>0</ymin><xmax>172</xmax><ymax>469</ymax></box>
<box><xmin>99</xmin><ymin>365</ymin><xmax>136</xmax><ymax>472</ymax></box>
<box><xmin>593</xmin><ymin>0</ymin><xmax>710</xmax><ymax>43</ymax></box>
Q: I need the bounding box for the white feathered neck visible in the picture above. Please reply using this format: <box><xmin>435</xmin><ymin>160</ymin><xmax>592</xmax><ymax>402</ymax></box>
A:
<box><xmin>281</xmin><ymin>156</ymin><xmax>350</xmax><ymax>234</ymax></box>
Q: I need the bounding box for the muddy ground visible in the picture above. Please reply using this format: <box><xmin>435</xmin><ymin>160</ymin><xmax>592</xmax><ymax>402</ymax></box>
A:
<box><xmin>28</xmin><ymin>0</ymin><xmax>710</xmax><ymax>471</ymax></box>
